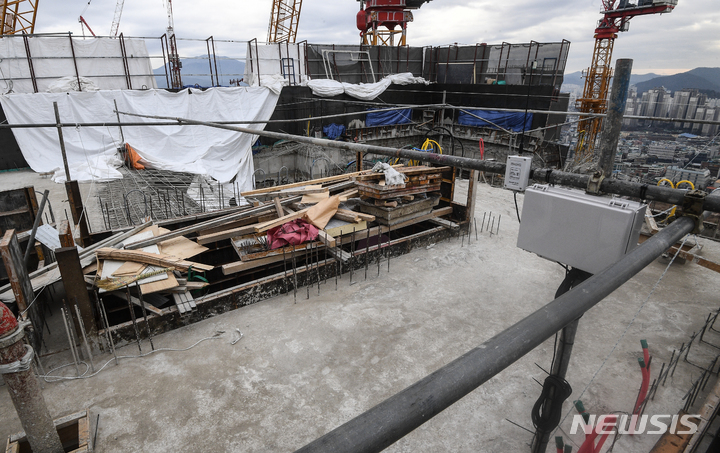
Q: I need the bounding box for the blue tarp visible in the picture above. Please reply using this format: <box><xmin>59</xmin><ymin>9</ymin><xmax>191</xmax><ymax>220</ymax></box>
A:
<box><xmin>323</xmin><ymin>123</ymin><xmax>346</xmax><ymax>140</ymax></box>
<box><xmin>366</xmin><ymin>108</ymin><xmax>413</xmax><ymax>127</ymax></box>
<box><xmin>458</xmin><ymin>110</ymin><xmax>533</xmax><ymax>133</ymax></box>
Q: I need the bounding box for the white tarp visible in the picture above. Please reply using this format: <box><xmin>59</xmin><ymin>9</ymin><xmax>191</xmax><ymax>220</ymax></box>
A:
<box><xmin>245</xmin><ymin>42</ymin><xmax>307</xmax><ymax>92</ymax></box>
<box><xmin>307</xmin><ymin>73</ymin><xmax>429</xmax><ymax>101</ymax></box>
<box><xmin>0</xmin><ymin>87</ymin><xmax>280</xmax><ymax>188</ymax></box>
<box><xmin>0</xmin><ymin>36</ymin><xmax>157</xmax><ymax>94</ymax></box>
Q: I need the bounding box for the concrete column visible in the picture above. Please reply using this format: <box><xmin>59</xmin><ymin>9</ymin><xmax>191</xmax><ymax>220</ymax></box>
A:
<box><xmin>0</xmin><ymin>302</ymin><xmax>64</xmax><ymax>453</ymax></box>
<box><xmin>597</xmin><ymin>58</ymin><xmax>633</xmax><ymax>178</ymax></box>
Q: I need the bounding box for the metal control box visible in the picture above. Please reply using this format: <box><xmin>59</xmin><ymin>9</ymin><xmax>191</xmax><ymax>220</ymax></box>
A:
<box><xmin>504</xmin><ymin>155</ymin><xmax>533</xmax><ymax>191</ymax></box>
<box><xmin>517</xmin><ymin>185</ymin><xmax>647</xmax><ymax>274</ymax></box>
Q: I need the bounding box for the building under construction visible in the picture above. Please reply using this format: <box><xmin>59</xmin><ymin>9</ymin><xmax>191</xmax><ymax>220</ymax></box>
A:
<box><xmin>1</xmin><ymin>1</ymin><xmax>720</xmax><ymax>453</ymax></box>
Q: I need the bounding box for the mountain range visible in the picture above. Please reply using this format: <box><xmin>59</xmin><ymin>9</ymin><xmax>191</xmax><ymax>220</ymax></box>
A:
<box><xmin>562</xmin><ymin>71</ymin><xmax>660</xmax><ymax>88</ymax></box>
<box><xmin>154</xmin><ymin>57</ymin><xmax>246</xmax><ymax>88</ymax></box>
<box><xmin>562</xmin><ymin>67</ymin><xmax>720</xmax><ymax>97</ymax></box>
<box><xmin>634</xmin><ymin>68</ymin><xmax>720</xmax><ymax>95</ymax></box>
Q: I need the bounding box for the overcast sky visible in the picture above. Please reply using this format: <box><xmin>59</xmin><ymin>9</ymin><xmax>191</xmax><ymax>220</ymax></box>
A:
<box><xmin>36</xmin><ymin>0</ymin><xmax>719</xmax><ymax>75</ymax></box>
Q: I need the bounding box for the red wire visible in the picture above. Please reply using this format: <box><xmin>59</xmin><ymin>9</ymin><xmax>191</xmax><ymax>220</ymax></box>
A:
<box><xmin>479</xmin><ymin>138</ymin><xmax>485</xmax><ymax>160</ymax></box>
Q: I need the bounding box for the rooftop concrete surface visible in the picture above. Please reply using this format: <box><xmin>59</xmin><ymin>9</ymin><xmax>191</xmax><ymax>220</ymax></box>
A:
<box><xmin>1</xmin><ymin>181</ymin><xmax>719</xmax><ymax>452</ymax></box>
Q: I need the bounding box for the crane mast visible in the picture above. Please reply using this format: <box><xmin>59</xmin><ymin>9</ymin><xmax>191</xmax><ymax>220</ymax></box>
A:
<box><xmin>163</xmin><ymin>0</ymin><xmax>183</xmax><ymax>89</ymax></box>
<box><xmin>110</xmin><ymin>0</ymin><xmax>124</xmax><ymax>36</ymax></box>
<box><xmin>267</xmin><ymin>0</ymin><xmax>303</xmax><ymax>43</ymax></box>
<box><xmin>1</xmin><ymin>0</ymin><xmax>39</xmax><ymax>35</ymax></box>
<box><xmin>572</xmin><ymin>0</ymin><xmax>678</xmax><ymax>168</ymax></box>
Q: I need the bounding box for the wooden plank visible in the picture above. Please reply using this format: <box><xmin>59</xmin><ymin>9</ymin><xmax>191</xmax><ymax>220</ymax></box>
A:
<box><xmin>273</xmin><ymin>197</ymin><xmax>284</xmax><ymax>217</ymax></box>
<box><xmin>196</xmin><ymin>225</ymin><xmax>259</xmax><ymax>245</ymax></box>
<box><xmin>333</xmin><ymin>210</ymin><xmax>360</xmax><ymax>223</ymax></box>
<box><xmin>251</xmin><ymin>186</ymin><xmax>329</xmax><ymax>200</ymax></box>
<box><xmin>125</xmin><ymin>197</ymin><xmax>301</xmax><ymax>250</ymax></box>
<box><xmin>239</xmin><ymin>167</ymin><xmax>398</xmax><ymax>198</ymax></box>
<box><xmin>197</xmin><ymin>215</ymin><xmax>262</xmax><ymax>236</ymax></box>
<box><xmin>95</xmin><ymin>248</ymin><xmax>213</xmax><ymax>272</ymax></box>
<box><xmin>241</xmin><ymin>174</ymin><xmax>353</xmax><ymax>197</ymax></box>
<box><xmin>140</xmin><ymin>272</ymin><xmax>178</xmax><ymax>295</ymax></box>
<box><xmin>156</xmin><ymin>227</ymin><xmax>208</xmax><ymax>259</ymax></box>
<box><xmin>666</xmin><ymin>246</ymin><xmax>720</xmax><ymax>274</ymax></box>
<box><xmin>254</xmin><ymin>208</ymin><xmax>310</xmax><ymax>233</ymax></box>
<box><xmin>358</xmin><ymin>182</ymin><xmax>442</xmax><ymax>199</ymax></box>
<box><xmin>58</xmin><ymin>220</ymin><xmax>75</xmax><ymax>247</ymax></box>
<box><xmin>0</xmin><ymin>230</ymin><xmax>33</xmax><ymax>313</ymax></box>
<box><xmin>337</xmin><ymin>209</ymin><xmax>375</xmax><ymax>222</ymax></box>
<box><xmin>222</xmin><ymin>246</ymin><xmax>315</xmax><ymax>275</ymax></box>
<box><xmin>317</xmin><ymin>231</ymin><xmax>336</xmax><ymax>248</ymax></box>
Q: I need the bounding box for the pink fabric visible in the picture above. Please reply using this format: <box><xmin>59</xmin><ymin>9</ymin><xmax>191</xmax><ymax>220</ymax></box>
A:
<box><xmin>267</xmin><ymin>219</ymin><xmax>319</xmax><ymax>250</ymax></box>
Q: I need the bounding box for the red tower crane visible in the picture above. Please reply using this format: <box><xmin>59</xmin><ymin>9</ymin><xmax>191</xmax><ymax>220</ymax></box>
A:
<box><xmin>573</xmin><ymin>0</ymin><xmax>678</xmax><ymax>167</ymax></box>
<box><xmin>356</xmin><ymin>0</ymin><xmax>432</xmax><ymax>46</ymax></box>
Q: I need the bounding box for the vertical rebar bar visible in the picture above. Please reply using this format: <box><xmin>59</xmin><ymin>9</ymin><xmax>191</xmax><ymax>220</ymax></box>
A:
<box><xmin>292</xmin><ymin>246</ymin><xmax>298</xmax><ymax>304</ymax></box>
<box><xmin>125</xmin><ymin>286</ymin><xmax>142</xmax><ymax>352</ymax></box>
<box><xmin>282</xmin><ymin>246</ymin><xmax>288</xmax><ymax>295</ymax></box>
<box><xmin>315</xmin><ymin>243</ymin><xmax>321</xmax><ymax>296</ymax></box>
<box><xmin>364</xmin><ymin>228</ymin><xmax>370</xmax><ymax>280</ymax></box>
<box><xmin>474</xmin><ymin>218</ymin><xmax>478</xmax><ymax>241</ymax></box>
<box><xmin>60</xmin><ymin>305</ymin><xmax>80</xmax><ymax>374</ymax></box>
<box><xmin>387</xmin><ymin>225</ymin><xmax>391</xmax><ymax>273</ymax></box>
<box><xmin>350</xmin><ymin>229</ymin><xmax>355</xmax><ymax>284</ymax></box>
<box><xmin>497</xmin><ymin>214</ymin><xmax>501</xmax><ymax>235</ymax></box>
<box><xmin>135</xmin><ymin>282</ymin><xmax>154</xmax><ymax>351</ymax></box>
<box><xmin>73</xmin><ymin>303</ymin><xmax>95</xmax><ymax>373</ymax></box>
<box><xmin>481</xmin><ymin>212</ymin><xmax>486</xmax><ymax>232</ymax></box>
<box><xmin>96</xmin><ymin>292</ymin><xmax>118</xmax><ymax>365</ymax></box>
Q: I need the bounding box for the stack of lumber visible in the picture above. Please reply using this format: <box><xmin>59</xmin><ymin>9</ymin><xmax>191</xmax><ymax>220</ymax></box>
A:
<box><xmin>184</xmin><ymin>170</ymin><xmax>386</xmax><ymax>275</ymax></box>
<box><xmin>84</xmin><ymin>224</ymin><xmax>213</xmax><ymax>315</ymax></box>
<box><xmin>355</xmin><ymin>166</ymin><xmax>447</xmax><ymax>201</ymax></box>
<box><xmin>354</xmin><ymin>166</ymin><xmax>449</xmax><ymax>223</ymax></box>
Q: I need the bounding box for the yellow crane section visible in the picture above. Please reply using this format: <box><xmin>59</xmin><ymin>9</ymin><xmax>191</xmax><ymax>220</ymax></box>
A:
<box><xmin>1</xmin><ymin>0</ymin><xmax>39</xmax><ymax>35</ymax></box>
<box><xmin>267</xmin><ymin>0</ymin><xmax>303</xmax><ymax>43</ymax></box>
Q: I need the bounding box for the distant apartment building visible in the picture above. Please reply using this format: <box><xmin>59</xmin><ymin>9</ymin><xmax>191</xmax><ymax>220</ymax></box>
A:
<box><xmin>665</xmin><ymin>166</ymin><xmax>712</xmax><ymax>189</ymax></box>
<box><xmin>701</xmin><ymin>108</ymin><xmax>719</xmax><ymax>136</ymax></box>
<box><xmin>684</xmin><ymin>94</ymin><xmax>707</xmax><ymax>129</ymax></box>
<box><xmin>647</xmin><ymin>142</ymin><xmax>676</xmax><ymax>161</ymax></box>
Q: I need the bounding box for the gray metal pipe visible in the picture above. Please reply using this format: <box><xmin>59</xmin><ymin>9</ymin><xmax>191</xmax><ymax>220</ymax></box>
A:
<box><xmin>115</xmin><ymin>111</ymin><xmax>720</xmax><ymax>214</ymax></box>
<box><xmin>294</xmin><ymin>216</ymin><xmax>696</xmax><ymax>453</ymax></box>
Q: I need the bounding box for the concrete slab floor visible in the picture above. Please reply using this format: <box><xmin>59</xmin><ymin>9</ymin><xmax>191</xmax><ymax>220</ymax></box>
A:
<box><xmin>1</xmin><ymin>181</ymin><xmax>719</xmax><ymax>452</ymax></box>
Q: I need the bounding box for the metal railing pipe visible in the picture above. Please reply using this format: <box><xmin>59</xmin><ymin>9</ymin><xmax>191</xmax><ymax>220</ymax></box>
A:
<box><xmin>294</xmin><ymin>215</ymin><xmax>696</xmax><ymax>453</ymax></box>
<box><xmin>114</xmin><ymin>111</ymin><xmax>720</xmax><ymax>213</ymax></box>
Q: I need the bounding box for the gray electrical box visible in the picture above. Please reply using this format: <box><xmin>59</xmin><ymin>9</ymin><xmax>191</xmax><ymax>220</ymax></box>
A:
<box><xmin>517</xmin><ymin>184</ymin><xmax>647</xmax><ymax>274</ymax></box>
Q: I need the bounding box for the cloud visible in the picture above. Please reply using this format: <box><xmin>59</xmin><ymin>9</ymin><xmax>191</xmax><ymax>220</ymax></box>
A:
<box><xmin>33</xmin><ymin>0</ymin><xmax>719</xmax><ymax>74</ymax></box>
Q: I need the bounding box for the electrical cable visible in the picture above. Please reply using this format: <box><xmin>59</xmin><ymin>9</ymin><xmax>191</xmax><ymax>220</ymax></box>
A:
<box><xmin>514</xmin><ymin>191</ymin><xmax>521</xmax><ymax>223</ymax></box>
<box><xmin>531</xmin><ymin>375</ymin><xmax>573</xmax><ymax>433</ymax></box>
<box><xmin>40</xmin><ymin>331</ymin><xmax>225</xmax><ymax>382</ymax></box>
<box><xmin>554</xmin><ymin>234</ymin><xmax>691</xmax><ymax>437</ymax></box>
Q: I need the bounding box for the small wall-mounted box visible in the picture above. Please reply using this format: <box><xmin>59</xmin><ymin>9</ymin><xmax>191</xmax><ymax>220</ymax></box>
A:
<box><xmin>517</xmin><ymin>184</ymin><xmax>647</xmax><ymax>274</ymax></box>
<box><xmin>504</xmin><ymin>155</ymin><xmax>533</xmax><ymax>191</ymax></box>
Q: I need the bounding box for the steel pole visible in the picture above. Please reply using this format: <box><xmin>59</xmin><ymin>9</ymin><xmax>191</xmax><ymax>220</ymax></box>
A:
<box><xmin>0</xmin><ymin>303</ymin><xmax>64</xmax><ymax>453</ymax></box>
<box><xmin>294</xmin><ymin>216</ymin><xmax>696</xmax><ymax>453</ymax></box>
